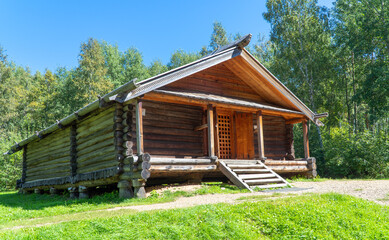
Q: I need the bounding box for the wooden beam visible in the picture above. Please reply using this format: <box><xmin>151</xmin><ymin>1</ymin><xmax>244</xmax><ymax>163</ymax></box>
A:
<box><xmin>207</xmin><ymin>104</ymin><xmax>215</xmax><ymax>157</ymax></box>
<box><xmin>285</xmin><ymin>118</ymin><xmax>305</xmax><ymax>125</ymax></box>
<box><xmin>303</xmin><ymin>119</ymin><xmax>310</xmax><ymax>158</ymax></box>
<box><xmin>136</xmin><ymin>99</ymin><xmax>144</xmax><ymax>155</ymax></box>
<box><xmin>256</xmin><ymin>111</ymin><xmax>265</xmax><ymax>160</ymax></box>
<box><xmin>194</xmin><ymin>124</ymin><xmax>208</xmax><ymax>131</ymax></box>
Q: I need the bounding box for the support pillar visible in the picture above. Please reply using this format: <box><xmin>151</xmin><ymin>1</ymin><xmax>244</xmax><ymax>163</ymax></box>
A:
<box><xmin>303</xmin><ymin>119</ymin><xmax>310</xmax><ymax>159</ymax></box>
<box><xmin>50</xmin><ymin>187</ymin><xmax>58</xmax><ymax>196</ymax></box>
<box><xmin>68</xmin><ymin>187</ymin><xmax>78</xmax><ymax>199</ymax></box>
<box><xmin>78</xmin><ymin>186</ymin><xmax>89</xmax><ymax>199</ymax></box>
<box><xmin>256</xmin><ymin>111</ymin><xmax>266</xmax><ymax>160</ymax></box>
<box><xmin>34</xmin><ymin>188</ymin><xmax>43</xmax><ymax>194</ymax></box>
<box><xmin>118</xmin><ymin>180</ymin><xmax>134</xmax><ymax>198</ymax></box>
<box><xmin>132</xmin><ymin>179</ymin><xmax>146</xmax><ymax>198</ymax></box>
<box><xmin>207</xmin><ymin>104</ymin><xmax>215</xmax><ymax>157</ymax></box>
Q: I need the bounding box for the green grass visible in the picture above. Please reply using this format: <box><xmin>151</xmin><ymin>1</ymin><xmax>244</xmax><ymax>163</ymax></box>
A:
<box><xmin>1</xmin><ymin>193</ymin><xmax>388</xmax><ymax>239</ymax></box>
<box><xmin>0</xmin><ymin>182</ymin><xmax>245</xmax><ymax>229</ymax></box>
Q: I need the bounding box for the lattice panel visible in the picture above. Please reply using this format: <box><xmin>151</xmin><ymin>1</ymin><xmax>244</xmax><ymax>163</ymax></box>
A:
<box><xmin>218</xmin><ymin>114</ymin><xmax>232</xmax><ymax>159</ymax></box>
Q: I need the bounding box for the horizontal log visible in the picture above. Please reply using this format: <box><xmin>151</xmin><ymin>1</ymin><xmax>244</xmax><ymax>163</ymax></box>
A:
<box><xmin>150</xmin><ymin>158</ymin><xmax>213</xmax><ymax>165</ymax></box>
<box><xmin>27</xmin><ymin>154</ymin><xmax>70</xmax><ymax>168</ymax></box>
<box><xmin>26</xmin><ymin>171</ymin><xmax>70</xmax><ymax>181</ymax></box>
<box><xmin>77</xmin><ymin>117</ymin><xmax>113</xmax><ymax>139</ymax></box>
<box><xmin>143</xmin><ymin>148</ymin><xmax>203</xmax><ymax>156</ymax></box>
<box><xmin>26</xmin><ymin>165</ymin><xmax>70</xmax><ymax>177</ymax></box>
<box><xmin>141</xmin><ymin>125</ymin><xmax>202</xmax><ymax>137</ymax></box>
<box><xmin>149</xmin><ymin>164</ymin><xmax>217</xmax><ymax>173</ymax></box>
<box><xmin>77</xmin><ymin>161</ymin><xmax>117</xmax><ymax>174</ymax></box>
<box><xmin>143</xmin><ymin>100</ymin><xmax>202</xmax><ymax>114</ymax></box>
<box><xmin>263</xmin><ymin>160</ymin><xmax>308</xmax><ymax>166</ymax></box>
<box><xmin>269</xmin><ymin>166</ymin><xmax>309</xmax><ymax>173</ymax></box>
<box><xmin>144</xmin><ymin>140</ymin><xmax>202</xmax><ymax>150</ymax></box>
<box><xmin>77</xmin><ymin>137</ymin><xmax>114</xmax><ymax>156</ymax></box>
<box><xmin>143</xmin><ymin>133</ymin><xmax>202</xmax><ymax>143</ymax></box>
<box><xmin>27</xmin><ymin>134</ymin><xmax>70</xmax><ymax>156</ymax></box>
<box><xmin>77</xmin><ymin>128</ymin><xmax>113</xmax><ymax>147</ymax></box>
<box><xmin>136</xmin><ymin>112</ymin><xmax>200</xmax><ymax>125</ymax></box>
<box><xmin>77</xmin><ymin>106</ymin><xmax>115</xmax><ymax>126</ymax></box>
<box><xmin>77</xmin><ymin>145</ymin><xmax>115</xmax><ymax>163</ymax></box>
<box><xmin>27</xmin><ymin>151</ymin><xmax>70</xmax><ymax>167</ymax></box>
<box><xmin>77</xmin><ymin>151</ymin><xmax>116</xmax><ymax>169</ymax></box>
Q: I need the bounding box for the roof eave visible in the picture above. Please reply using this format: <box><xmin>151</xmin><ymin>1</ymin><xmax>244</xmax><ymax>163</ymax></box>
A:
<box><xmin>240</xmin><ymin>49</ymin><xmax>325</xmax><ymax>126</ymax></box>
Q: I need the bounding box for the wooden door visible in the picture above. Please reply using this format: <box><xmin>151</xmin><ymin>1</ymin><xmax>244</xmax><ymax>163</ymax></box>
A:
<box><xmin>234</xmin><ymin>112</ymin><xmax>254</xmax><ymax>159</ymax></box>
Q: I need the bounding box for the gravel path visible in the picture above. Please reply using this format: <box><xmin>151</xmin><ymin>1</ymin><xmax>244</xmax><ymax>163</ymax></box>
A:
<box><xmin>109</xmin><ymin>180</ymin><xmax>389</xmax><ymax>213</ymax></box>
<box><xmin>292</xmin><ymin>180</ymin><xmax>389</xmax><ymax>205</ymax></box>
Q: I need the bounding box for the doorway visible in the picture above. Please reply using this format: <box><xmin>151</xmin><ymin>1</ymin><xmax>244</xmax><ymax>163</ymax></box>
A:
<box><xmin>215</xmin><ymin>110</ymin><xmax>254</xmax><ymax>159</ymax></box>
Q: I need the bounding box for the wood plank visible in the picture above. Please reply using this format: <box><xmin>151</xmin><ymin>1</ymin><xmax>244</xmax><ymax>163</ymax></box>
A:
<box><xmin>218</xmin><ymin>161</ymin><xmax>253</xmax><ymax>192</ymax></box>
<box><xmin>149</xmin><ymin>164</ymin><xmax>217</xmax><ymax>172</ymax></box>
<box><xmin>256</xmin><ymin>111</ymin><xmax>265</xmax><ymax>160</ymax></box>
<box><xmin>239</xmin><ymin>174</ymin><xmax>276</xmax><ymax>180</ymax></box>
<box><xmin>207</xmin><ymin>104</ymin><xmax>215</xmax><ymax>157</ymax></box>
<box><xmin>245</xmin><ymin>178</ymin><xmax>284</xmax><ymax>185</ymax></box>
<box><xmin>136</xmin><ymin>100</ymin><xmax>144</xmax><ymax>155</ymax></box>
<box><xmin>303</xmin><ymin>119</ymin><xmax>310</xmax><ymax>158</ymax></box>
<box><xmin>194</xmin><ymin>124</ymin><xmax>208</xmax><ymax>131</ymax></box>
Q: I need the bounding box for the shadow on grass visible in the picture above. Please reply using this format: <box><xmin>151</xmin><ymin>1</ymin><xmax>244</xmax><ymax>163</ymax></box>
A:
<box><xmin>0</xmin><ymin>182</ymin><xmax>246</xmax><ymax>211</ymax></box>
<box><xmin>0</xmin><ymin>190</ymin><xmax>128</xmax><ymax>211</ymax></box>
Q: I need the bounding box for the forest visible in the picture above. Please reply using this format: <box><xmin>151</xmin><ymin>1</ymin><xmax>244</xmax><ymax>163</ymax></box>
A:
<box><xmin>0</xmin><ymin>0</ymin><xmax>388</xmax><ymax>190</ymax></box>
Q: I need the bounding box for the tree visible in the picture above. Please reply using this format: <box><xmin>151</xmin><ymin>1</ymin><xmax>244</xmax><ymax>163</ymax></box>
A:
<box><xmin>73</xmin><ymin>38</ymin><xmax>113</xmax><ymax>108</ymax></box>
<box><xmin>263</xmin><ymin>0</ymin><xmax>335</xmax><ymax>150</ymax></box>
<box><xmin>122</xmin><ymin>47</ymin><xmax>150</xmax><ymax>82</ymax></box>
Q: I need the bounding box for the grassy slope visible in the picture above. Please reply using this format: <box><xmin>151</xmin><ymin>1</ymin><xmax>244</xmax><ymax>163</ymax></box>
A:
<box><xmin>0</xmin><ymin>183</ymin><xmax>246</xmax><ymax>228</ymax></box>
<box><xmin>0</xmin><ymin>193</ymin><xmax>388</xmax><ymax>239</ymax></box>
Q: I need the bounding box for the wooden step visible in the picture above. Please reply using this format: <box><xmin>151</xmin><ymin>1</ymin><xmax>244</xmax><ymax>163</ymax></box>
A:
<box><xmin>252</xmin><ymin>183</ymin><xmax>289</xmax><ymax>189</ymax></box>
<box><xmin>239</xmin><ymin>174</ymin><xmax>275</xmax><ymax>180</ymax></box>
<box><xmin>232</xmin><ymin>169</ymin><xmax>271</xmax><ymax>174</ymax></box>
<box><xmin>245</xmin><ymin>178</ymin><xmax>284</xmax><ymax>185</ymax></box>
<box><xmin>227</xmin><ymin>164</ymin><xmax>265</xmax><ymax>169</ymax></box>
<box><xmin>217</xmin><ymin>160</ymin><xmax>291</xmax><ymax>191</ymax></box>
<box><xmin>223</xmin><ymin>160</ymin><xmax>258</xmax><ymax>165</ymax></box>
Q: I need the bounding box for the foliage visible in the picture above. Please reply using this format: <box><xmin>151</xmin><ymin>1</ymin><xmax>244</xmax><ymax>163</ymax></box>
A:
<box><xmin>0</xmin><ymin>193</ymin><xmax>388</xmax><ymax>239</ymax></box>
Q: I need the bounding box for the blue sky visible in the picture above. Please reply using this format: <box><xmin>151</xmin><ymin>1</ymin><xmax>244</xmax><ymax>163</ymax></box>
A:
<box><xmin>0</xmin><ymin>0</ymin><xmax>334</xmax><ymax>73</ymax></box>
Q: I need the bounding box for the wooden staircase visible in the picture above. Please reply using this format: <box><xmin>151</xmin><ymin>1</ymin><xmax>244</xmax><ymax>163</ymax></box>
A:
<box><xmin>217</xmin><ymin>160</ymin><xmax>291</xmax><ymax>192</ymax></box>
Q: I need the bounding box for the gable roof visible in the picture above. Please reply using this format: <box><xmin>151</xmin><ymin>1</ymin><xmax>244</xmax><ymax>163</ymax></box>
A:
<box><xmin>6</xmin><ymin>34</ymin><xmax>324</xmax><ymax>155</ymax></box>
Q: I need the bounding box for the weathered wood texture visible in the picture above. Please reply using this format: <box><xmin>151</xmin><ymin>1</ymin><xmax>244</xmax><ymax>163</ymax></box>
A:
<box><xmin>25</xmin><ymin>127</ymin><xmax>71</xmax><ymax>181</ymax></box>
<box><xmin>253</xmin><ymin>115</ymin><xmax>288</xmax><ymax>160</ymax></box>
<box><xmin>76</xmin><ymin>107</ymin><xmax>116</xmax><ymax>174</ymax></box>
<box><xmin>161</xmin><ymin>63</ymin><xmax>264</xmax><ymax>104</ymax></box>
<box><xmin>130</xmin><ymin>100</ymin><xmax>204</xmax><ymax>157</ymax></box>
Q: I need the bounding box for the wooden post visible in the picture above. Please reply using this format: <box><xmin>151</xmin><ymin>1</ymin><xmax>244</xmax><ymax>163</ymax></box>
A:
<box><xmin>256</xmin><ymin>111</ymin><xmax>265</xmax><ymax>160</ymax></box>
<box><xmin>303</xmin><ymin>119</ymin><xmax>310</xmax><ymax>158</ymax></box>
<box><xmin>207</xmin><ymin>104</ymin><xmax>215</xmax><ymax>157</ymax></box>
<box><xmin>136</xmin><ymin>99</ymin><xmax>144</xmax><ymax>155</ymax></box>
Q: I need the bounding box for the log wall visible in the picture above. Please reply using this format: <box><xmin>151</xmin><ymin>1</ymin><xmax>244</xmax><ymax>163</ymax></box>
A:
<box><xmin>76</xmin><ymin>107</ymin><xmax>116</xmax><ymax>174</ymax></box>
<box><xmin>25</xmin><ymin>127</ymin><xmax>71</xmax><ymax>181</ymax></box>
<box><xmin>254</xmin><ymin>115</ymin><xmax>288</xmax><ymax>160</ymax></box>
<box><xmin>161</xmin><ymin>64</ymin><xmax>264</xmax><ymax>104</ymax></box>
<box><xmin>131</xmin><ymin>100</ymin><xmax>204</xmax><ymax>157</ymax></box>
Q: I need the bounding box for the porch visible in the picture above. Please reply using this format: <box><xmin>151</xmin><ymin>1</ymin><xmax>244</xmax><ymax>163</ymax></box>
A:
<box><xmin>132</xmin><ymin>89</ymin><xmax>317</xmax><ymax>188</ymax></box>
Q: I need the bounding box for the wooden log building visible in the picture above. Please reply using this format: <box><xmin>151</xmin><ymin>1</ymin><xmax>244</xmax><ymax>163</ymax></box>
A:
<box><xmin>6</xmin><ymin>34</ymin><xmax>327</xmax><ymax>197</ymax></box>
